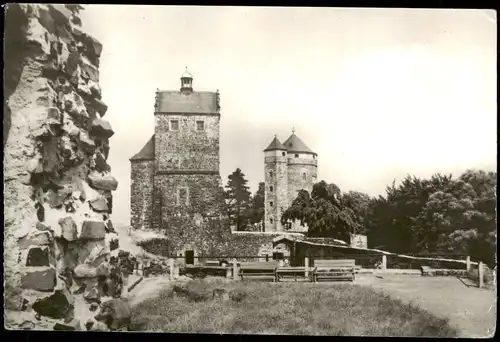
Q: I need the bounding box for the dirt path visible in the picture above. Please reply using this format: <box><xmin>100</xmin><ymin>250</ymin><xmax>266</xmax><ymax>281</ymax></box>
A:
<box><xmin>126</xmin><ymin>276</ymin><xmax>174</xmax><ymax>307</ymax></box>
<box><xmin>355</xmin><ymin>274</ymin><xmax>496</xmax><ymax>338</ymax></box>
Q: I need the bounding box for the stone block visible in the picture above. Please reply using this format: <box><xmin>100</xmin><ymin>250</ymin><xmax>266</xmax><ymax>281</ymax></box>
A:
<box><xmin>77</xmin><ymin>239</ymin><xmax>106</xmax><ymax>264</ymax></box>
<box><xmin>36</xmin><ymin>221</ymin><xmax>52</xmax><ymax>231</ymax></box>
<box><xmin>54</xmin><ymin>319</ymin><xmax>81</xmax><ymax>331</ymax></box>
<box><xmin>26</xmin><ymin>157</ymin><xmax>44</xmax><ymax>175</ymax></box>
<box><xmin>73</xmin><ymin>264</ymin><xmax>98</xmax><ymax>278</ymax></box>
<box><xmin>21</xmin><ymin>267</ymin><xmax>57</xmax><ymax>291</ymax></box>
<box><xmin>26</xmin><ymin>246</ymin><xmax>51</xmax><ymax>267</ymax></box>
<box><xmin>32</xmin><ymin>286</ymin><xmax>74</xmax><ymax>320</ymax></box>
<box><xmin>84</xmin><ymin>286</ymin><xmax>101</xmax><ymax>304</ymax></box>
<box><xmin>90</xmin><ymin>98</ymin><xmax>108</xmax><ymax>116</ymax></box>
<box><xmin>18</xmin><ymin>230</ymin><xmax>53</xmax><ymax>250</ymax></box>
<box><xmin>88</xmin><ymin>172</ymin><xmax>118</xmax><ymax>191</ymax></box>
<box><xmin>48</xmin><ymin>4</ymin><xmax>72</xmax><ymax>25</ymax></box>
<box><xmin>79</xmin><ymin>130</ymin><xmax>96</xmax><ymax>153</ymax></box>
<box><xmin>96</xmin><ymin>261</ymin><xmax>111</xmax><ymax>277</ymax></box>
<box><xmin>89</xmin><ymin>197</ymin><xmax>109</xmax><ymax>213</ymax></box>
<box><xmin>94</xmin><ymin>298</ymin><xmax>131</xmax><ymax>331</ymax></box>
<box><xmin>58</xmin><ymin>216</ymin><xmax>78</xmax><ymax>241</ymax></box>
<box><xmin>80</xmin><ymin>220</ymin><xmax>106</xmax><ymax>240</ymax></box>
<box><xmin>90</xmin><ymin>119</ymin><xmax>114</xmax><ymax>138</ymax></box>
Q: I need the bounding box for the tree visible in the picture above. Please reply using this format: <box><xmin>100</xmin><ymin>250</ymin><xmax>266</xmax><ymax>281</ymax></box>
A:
<box><xmin>281</xmin><ymin>181</ymin><xmax>358</xmax><ymax>242</ymax></box>
<box><xmin>341</xmin><ymin>191</ymin><xmax>373</xmax><ymax>235</ymax></box>
<box><xmin>246</xmin><ymin>182</ymin><xmax>265</xmax><ymax>229</ymax></box>
<box><xmin>224</xmin><ymin>168</ymin><xmax>252</xmax><ymax>231</ymax></box>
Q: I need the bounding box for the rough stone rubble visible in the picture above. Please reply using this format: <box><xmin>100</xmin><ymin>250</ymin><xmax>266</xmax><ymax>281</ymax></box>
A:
<box><xmin>3</xmin><ymin>4</ymin><xmax>129</xmax><ymax>331</ymax></box>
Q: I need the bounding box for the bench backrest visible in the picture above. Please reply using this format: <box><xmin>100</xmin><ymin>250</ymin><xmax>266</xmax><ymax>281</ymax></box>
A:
<box><xmin>204</xmin><ymin>260</ymin><xmax>220</xmax><ymax>266</ymax></box>
<box><xmin>314</xmin><ymin>259</ymin><xmax>355</xmax><ymax>268</ymax></box>
<box><xmin>240</xmin><ymin>261</ymin><xmax>280</xmax><ymax>269</ymax></box>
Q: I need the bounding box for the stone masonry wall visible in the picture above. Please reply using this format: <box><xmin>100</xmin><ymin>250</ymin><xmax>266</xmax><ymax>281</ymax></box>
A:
<box><xmin>130</xmin><ymin>160</ymin><xmax>154</xmax><ymax>230</ymax></box>
<box><xmin>154</xmin><ymin>113</ymin><xmax>220</xmax><ymax>172</ymax></box>
<box><xmin>264</xmin><ymin>156</ymin><xmax>288</xmax><ymax>232</ymax></box>
<box><xmin>4</xmin><ymin>4</ymin><xmax>122</xmax><ymax>331</ymax></box>
<box><xmin>287</xmin><ymin>158</ymin><xmax>317</xmax><ymax>232</ymax></box>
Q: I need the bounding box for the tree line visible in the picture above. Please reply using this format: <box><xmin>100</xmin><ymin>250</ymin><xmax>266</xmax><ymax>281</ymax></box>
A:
<box><xmin>223</xmin><ymin>168</ymin><xmax>496</xmax><ymax>267</ymax></box>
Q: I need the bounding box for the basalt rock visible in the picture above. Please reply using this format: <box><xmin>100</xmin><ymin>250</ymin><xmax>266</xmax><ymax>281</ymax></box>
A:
<box><xmin>58</xmin><ymin>216</ymin><xmax>78</xmax><ymax>241</ymax></box>
<box><xmin>87</xmin><ymin>172</ymin><xmax>118</xmax><ymax>191</ymax></box>
<box><xmin>21</xmin><ymin>267</ymin><xmax>57</xmax><ymax>291</ymax></box>
<box><xmin>90</xmin><ymin>119</ymin><xmax>114</xmax><ymax>138</ymax></box>
<box><xmin>26</xmin><ymin>246</ymin><xmax>52</xmax><ymax>266</ymax></box>
<box><xmin>80</xmin><ymin>220</ymin><xmax>106</xmax><ymax>240</ymax></box>
<box><xmin>89</xmin><ymin>197</ymin><xmax>109</xmax><ymax>213</ymax></box>
<box><xmin>32</xmin><ymin>287</ymin><xmax>74</xmax><ymax>319</ymax></box>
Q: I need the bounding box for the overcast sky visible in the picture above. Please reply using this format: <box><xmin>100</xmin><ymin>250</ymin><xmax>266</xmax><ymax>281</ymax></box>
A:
<box><xmin>80</xmin><ymin>6</ymin><xmax>497</xmax><ymax>225</ymax></box>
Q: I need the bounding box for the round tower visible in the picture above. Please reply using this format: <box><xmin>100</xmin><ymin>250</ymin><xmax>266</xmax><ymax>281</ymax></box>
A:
<box><xmin>263</xmin><ymin>135</ymin><xmax>288</xmax><ymax>232</ymax></box>
<box><xmin>283</xmin><ymin>129</ymin><xmax>318</xmax><ymax>232</ymax></box>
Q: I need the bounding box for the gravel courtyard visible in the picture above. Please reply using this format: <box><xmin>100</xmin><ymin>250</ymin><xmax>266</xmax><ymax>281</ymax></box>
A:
<box><xmin>355</xmin><ymin>274</ymin><xmax>496</xmax><ymax>338</ymax></box>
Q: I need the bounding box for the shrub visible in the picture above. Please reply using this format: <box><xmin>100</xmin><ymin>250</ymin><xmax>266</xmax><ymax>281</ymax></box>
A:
<box><xmin>136</xmin><ymin>238</ymin><xmax>170</xmax><ymax>257</ymax></box>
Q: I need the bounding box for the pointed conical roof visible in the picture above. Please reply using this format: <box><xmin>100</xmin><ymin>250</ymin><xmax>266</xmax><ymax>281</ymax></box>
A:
<box><xmin>130</xmin><ymin>135</ymin><xmax>155</xmax><ymax>161</ymax></box>
<box><xmin>263</xmin><ymin>136</ymin><xmax>286</xmax><ymax>152</ymax></box>
<box><xmin>283</xmin><ymin>133</ymin><xmax>316</xmax><ymax>155</ymax></box>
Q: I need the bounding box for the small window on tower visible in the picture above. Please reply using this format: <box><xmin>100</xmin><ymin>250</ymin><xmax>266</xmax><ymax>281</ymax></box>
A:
<box><xmin>295</xmin><ymin>154</ymin><xmax>299</xmax><ymax>158</ymax></box>
<box><xmin>303</xmin><ymin>173</ymin><xmax>306</xmax><ymax>180</ymax></box>
<box><xmin>177</xmin><ymin>187</ymin><xmax>189</xmax><ymax>205</ymax></box>
<box><xmin>170</xmin><ymin>120</ymin><xmax>179</xmax><ymax>131</ymax></box>
<box><xmin>270</xmin><ymin>171</ymin><xmax>273</xmax><ymax>179</ymax></box>
<box><xmin>270</xmin><ymin>201</ymin><xmax>274</xmax><ymax>207</ymax></box>
<box><xmin>282</xmin><ymin>152</ymin><xmax>286</xmax><ymax>156</ymax></box>
<box><xmin>196</xmin><ymin>121</ymin><xmax>204</xmax><ymax>131</ymax></box>
<box><xmin>270</xmin><ymin>186</ymin><xmax>274</xmax><ymax>192</ymax></box>
<box><xmin>270</xmin><ymin>218</ymin><xmax>274</xmax><ymax>224</ymax></box>
<box><xmin>313</xmin><ymin>155</ymin><xmax>316</xmax><ymax>159</ymax></box>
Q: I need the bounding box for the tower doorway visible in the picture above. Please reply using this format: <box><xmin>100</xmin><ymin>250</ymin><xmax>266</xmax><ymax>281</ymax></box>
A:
<box><xmin>185</xmin><ymin>250</ymin><xmax>195</xmax><ymax>265</ymax></box>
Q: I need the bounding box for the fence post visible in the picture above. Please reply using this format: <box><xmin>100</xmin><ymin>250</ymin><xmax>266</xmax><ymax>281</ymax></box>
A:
<box><xmin>169</xmin><ymin>258</ymin><xmax>174</xmax><ymax>281</ymax></box>
<box><xmin>382</xmin><ymin>255</ymin><xmax>387</xmax><ymax>270</ymax></box>
<box><xmin>232</xmin><ymin>258</ymin><xmax>238</xmax><ymax>281</ymax></box>
<box><xmin>305</xmin><ymin>257</ymin><xmax>309</xmax><ymax>278</ymax></box>
<box><xmin>466</xmin><ymin>256</ymin><xmax>471</xmax><ymax>271</ymax></box>
<box><xmin>478</xmin><ymin>261</ymin><xmax>484</xmax><ymax>288</ymax></box>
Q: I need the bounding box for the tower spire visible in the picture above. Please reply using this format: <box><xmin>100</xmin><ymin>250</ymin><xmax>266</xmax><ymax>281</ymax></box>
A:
<box><xmin>292</xmin><ymin>127</ymin><xmax>295</xmax><ymax>134</ymax></box>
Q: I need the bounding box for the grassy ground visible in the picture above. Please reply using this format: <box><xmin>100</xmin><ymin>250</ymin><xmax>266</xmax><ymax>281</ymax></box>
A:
<box><xmin>131</xmin><ymin>277</ymin><xmax>458</xmax><ymax>336</ymax></box>
<box><xmin>355</xmin><ymin>274</ymin><xmax>496</xmax><ymax>338</ymax></box>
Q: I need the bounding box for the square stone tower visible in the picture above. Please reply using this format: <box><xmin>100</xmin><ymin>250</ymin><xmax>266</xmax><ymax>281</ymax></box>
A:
<box><xmin>131</xmin><ymin>68</ymin><xmax>226</xmax><ymax>259</ymax></box>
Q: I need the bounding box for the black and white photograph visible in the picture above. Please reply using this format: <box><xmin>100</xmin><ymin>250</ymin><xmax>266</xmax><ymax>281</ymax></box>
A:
<box><xmin>3</xmin><ymin>4</ymin><xmax>497</xmax><ymax>337</ymax></box>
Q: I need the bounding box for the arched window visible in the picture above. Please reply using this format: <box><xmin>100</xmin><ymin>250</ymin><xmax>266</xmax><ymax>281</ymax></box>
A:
<box><xmin>270</xmin><ymin>186</ymin><xmax>274</xmax><ymax>192</ymax></box>
<box><xmin>282</xmin><ymin>152</ymin><xmax>286</xmax><ymax>156</ymax></box>
<box><xmin>270</xmin><ymin>218</ymin><xmax>274</xmax><ymax>224</ymax></box>
<box><xmin>303</xmin><ymin>173</ymin><xmax>306</xmax><ymax>180</ymax></box>
<box><xmin>269</xmin><ymin>171</ymin><xmax>274</xmax><ymax>179</ymax></box>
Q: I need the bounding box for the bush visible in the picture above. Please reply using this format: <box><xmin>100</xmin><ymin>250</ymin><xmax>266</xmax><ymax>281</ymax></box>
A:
<box><xmin>136</xmin><ymin>238</ymin><xmax>170</xmax><ymax>257</ymax></box>
<box><xmin>466</xmin><ymin>265</ymin><xmax>496</xmax><ymax>286</ymax></box>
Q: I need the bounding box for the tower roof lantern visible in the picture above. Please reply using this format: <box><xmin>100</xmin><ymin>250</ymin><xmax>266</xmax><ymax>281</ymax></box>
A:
<box><xmin>181</xmin><ymin>66</ymin><xmax>193</xmax><ymax>79</ymax></box>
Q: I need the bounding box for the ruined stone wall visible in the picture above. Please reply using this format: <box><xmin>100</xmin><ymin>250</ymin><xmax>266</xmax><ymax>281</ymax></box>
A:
<box><xmin>154</xmin><ymin>113</ymin><xmax>220</xmax><ymax>172</ymax></box>
<box><xmin>3</xmin><ymin>4</ymin><xmax>122</xmax><ymax>331</ymax></box>
<box><xmin>130</xmin><ymin>160</ymin><xmax>154</xmax><ymax>230</ymax></box>
<box><xmin>264</xmin><ymin>154</ymin><xmax>288</xmax><ymax>232</ymax></box>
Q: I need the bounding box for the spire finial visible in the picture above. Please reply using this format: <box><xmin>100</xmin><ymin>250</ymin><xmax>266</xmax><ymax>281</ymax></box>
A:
<box><xmin>274</xmin><ymin>134</ymin><xmax>277</xmax><ymax>138</ymax></box>
<box><xmin>292</xmin><ymin>127</ymin><xmax>295</xmax><ymax>134</ymax></box>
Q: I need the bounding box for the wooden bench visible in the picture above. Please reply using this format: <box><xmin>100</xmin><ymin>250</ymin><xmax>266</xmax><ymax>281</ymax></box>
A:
<box><xmin>312</xmin><ymin>259</ymin><xmax>356</xmax><ymax>282</ymax></box>
<box><xmin>275</xmin><ymin>266</ymin><xmax>310</xmax><ymax>282</ymax></box>
<box><xmin>238</xmin><ymin>261</ymin><xmax>280</xmax><ymax>282</ymax></box>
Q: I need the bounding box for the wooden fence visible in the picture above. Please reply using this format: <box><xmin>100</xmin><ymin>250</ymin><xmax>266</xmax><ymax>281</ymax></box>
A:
<box><xmin>131</xmin><ymin>254</ymin><xmax>489</xmax><ymax>288</ymax></box>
